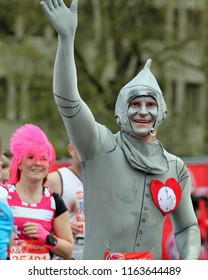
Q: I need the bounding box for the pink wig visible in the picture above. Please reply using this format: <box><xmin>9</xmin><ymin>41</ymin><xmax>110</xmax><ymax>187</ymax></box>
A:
<box><xmin>8</xmin><ymin>124</ymin><xmax>56</xmax><ymax>184</ymax></box>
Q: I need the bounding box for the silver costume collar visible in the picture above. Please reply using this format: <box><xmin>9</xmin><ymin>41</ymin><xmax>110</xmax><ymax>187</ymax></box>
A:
<box><xmin>117</xmin><ymin>131</ymin><xmax>169</xmax><ymax>174</ymax></box>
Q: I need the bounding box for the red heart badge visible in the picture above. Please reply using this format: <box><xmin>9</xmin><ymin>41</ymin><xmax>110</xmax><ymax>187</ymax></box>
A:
<box><xmin>150</xmin><ymin>178</ymin><xmax>182</xmax><ymax>216</ymax></box>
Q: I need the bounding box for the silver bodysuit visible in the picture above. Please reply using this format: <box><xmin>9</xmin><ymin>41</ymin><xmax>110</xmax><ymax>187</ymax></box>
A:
<box><xmin>41</xmin><ymin>0</ymin><xmax>201</xmax><ymax>260</ymax></box>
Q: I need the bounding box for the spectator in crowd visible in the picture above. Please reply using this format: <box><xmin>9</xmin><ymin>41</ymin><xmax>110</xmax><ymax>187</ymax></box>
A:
<box><xmin>0</xmin><ymin>142</ymin><xmax>14</xmax><ymax>260</ymax></box>
<box><xmin>0</xmin><ymin>138</ymin><xmax>3</xmax><ymax>184</ymax></box>
<box><xmin>3</xmin><ymin>124</ymin><xmax>74</xmax><ymax>260</ymax></box>
<box><xmin>0</xmin><ymin>199</ymin><xmax>14</xmax><ymax>260</ymax></box>
<box><xmin>47</xmin><ymin>143</ymin><xmax>84</xmax><ymax>260</ymax></box>
<box><xmin>0</xmin><ymin>155</ymin><xmax>11</xmax><ymax>184</ymax></box>
<box><xmin>41</xmin><ymin>0</ymin><xmax>201</xmax><ymax>260</ymax></box>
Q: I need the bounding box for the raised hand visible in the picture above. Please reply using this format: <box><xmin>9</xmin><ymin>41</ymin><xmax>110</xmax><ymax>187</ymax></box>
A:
<box><xmin>40</xmin><ymin>0</ymin><xmax>78</xmax><ymax>37</ymax></box>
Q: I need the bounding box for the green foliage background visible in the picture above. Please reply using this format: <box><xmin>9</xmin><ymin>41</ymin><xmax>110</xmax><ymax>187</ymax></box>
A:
<box><xmin>0</xmin><ymin>0</ymin><xmax>207</xmax><ymax>158</ymax></box>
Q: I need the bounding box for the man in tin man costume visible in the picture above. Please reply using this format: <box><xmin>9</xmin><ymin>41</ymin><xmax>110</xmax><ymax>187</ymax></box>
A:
<box><xmin>41</xmin><ymin>0</ymin><xmax>200</xmax><ymax>259</ymax></box>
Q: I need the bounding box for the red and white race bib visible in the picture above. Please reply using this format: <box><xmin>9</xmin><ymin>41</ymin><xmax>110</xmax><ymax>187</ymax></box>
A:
<box><xmin>10</xmin><ymin>239</ymin><xmax>51</xmax><ymax>260</ymax></box>
<box><xmin>104</xmin><ymin>251</ymin><xmax>152</xmax><ymax>260</ymax></box>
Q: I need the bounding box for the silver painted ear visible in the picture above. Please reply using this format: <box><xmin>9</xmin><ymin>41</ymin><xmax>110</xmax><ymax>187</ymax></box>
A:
<box><xmin>122</xmin><ymin>117</ymin><xmax>128</xmax><ymax>125</ymax></box>
<box><xmin>115</xmin><ymin>115</ymin><xmax>122</xmax><ymax>127</ymax></box>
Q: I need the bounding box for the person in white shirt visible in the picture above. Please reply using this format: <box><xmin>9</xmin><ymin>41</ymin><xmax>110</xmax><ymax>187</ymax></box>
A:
<box><xmin>47</xmin><ymin>144</ymin><xmax>84</xmax><ymax>259</ymax></box>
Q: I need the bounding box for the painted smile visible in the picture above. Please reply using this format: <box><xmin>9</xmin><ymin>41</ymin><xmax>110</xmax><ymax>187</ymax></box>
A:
<box><xmin>133</xmin><ymin>119</ymin><xmax>152</xmax><ymax>124</ymax></box>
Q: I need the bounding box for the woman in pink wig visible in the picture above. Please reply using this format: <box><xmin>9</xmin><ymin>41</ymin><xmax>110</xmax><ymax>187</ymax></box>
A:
<box><xmin>2</xmin><ymin>124</ymin><xmax>74</xmax><ymax>260</ymax></box>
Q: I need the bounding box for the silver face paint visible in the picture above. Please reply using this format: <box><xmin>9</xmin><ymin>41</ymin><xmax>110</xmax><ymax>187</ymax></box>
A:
<box><xmin>127</xmin><ymin>96</ymin><xmax>158</xmax><ymax>138</ymax></box>
<box><xmin>115</xmin><ymin>59</ymin><xmax>167</xmax><ymax>137</ymax></box>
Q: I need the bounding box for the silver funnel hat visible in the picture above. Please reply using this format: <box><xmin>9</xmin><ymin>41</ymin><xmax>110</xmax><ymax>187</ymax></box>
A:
<box><xmin>115</xmin><ymin>59</ymin><xmax>167</xmax><ymax>136</ymax></box>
